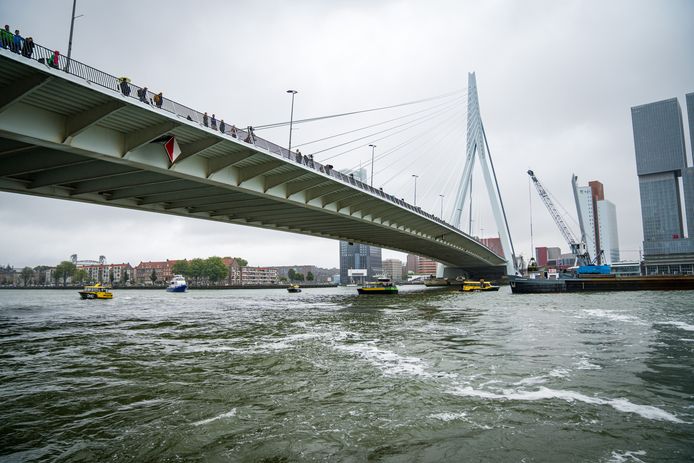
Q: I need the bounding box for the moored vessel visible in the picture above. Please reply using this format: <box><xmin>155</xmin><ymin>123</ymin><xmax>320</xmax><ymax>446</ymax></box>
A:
<box><xmin>460</xmin><ymin>279</ymin><xmax>500</xmax><ymax>292</ymax></box>
<box><xmin>423</xmin><ymin>277</ymin><xmax>450</xmax><ymax>287</ymax></box>
<box><xmin>510</xmin><ymin>274</ymin><xmax>694</xmax><ymax>293</ymax></box>
<box><xmin>357</xmin><ymin>276</ymin><xmax>399</xmax><ymax>295</ymax></box>
<box><xmin>166</xmin><ymin>275</ymin><xmax>188</xmax><ymax>293</ymax></box>
<box><xmin>78</xmin><ymin>283</ymin><xmax>113</xmax><ymax>299</ymax></box>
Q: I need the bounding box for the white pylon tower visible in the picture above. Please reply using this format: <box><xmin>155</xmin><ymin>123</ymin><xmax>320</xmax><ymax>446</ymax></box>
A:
<box><xmin>444</xmin><ymin>72</ymin><xmax>517</xmax><ymax>276</ymax></box>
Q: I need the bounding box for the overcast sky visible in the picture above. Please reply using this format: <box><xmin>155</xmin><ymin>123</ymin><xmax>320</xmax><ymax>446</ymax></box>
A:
<box><xmin>1</xmin><ymin>0</ymin><xmax>692</xmax><ymax>269</ymax></box>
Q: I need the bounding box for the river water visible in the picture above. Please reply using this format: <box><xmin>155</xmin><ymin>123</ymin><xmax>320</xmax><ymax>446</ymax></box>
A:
<box><xmin>1</xmin><ymin>286</ymin><xmax>693</xmax><ymax>462</ymax></box>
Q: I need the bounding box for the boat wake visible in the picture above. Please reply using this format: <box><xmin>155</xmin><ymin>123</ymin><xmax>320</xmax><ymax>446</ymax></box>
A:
<box><xmin>447</xmin><ymin>385</ymin><xmax>685</xmax><ymax>423</ymax></box>
<box><xmin>192</xmin><ymin>408</ymin><xmax>237</xmax><ymax>426</ymax></box>
<box><xmin>655</xmin><ymin>321</ymin><xmax>694</xmax><ymax>332</ymax></box>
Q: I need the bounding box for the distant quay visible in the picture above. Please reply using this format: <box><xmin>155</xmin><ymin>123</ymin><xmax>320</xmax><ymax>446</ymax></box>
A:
<box><xmin>0</xmin><ymin>284</ymin><xmax>338</xmax><ymax>290</ymax></box>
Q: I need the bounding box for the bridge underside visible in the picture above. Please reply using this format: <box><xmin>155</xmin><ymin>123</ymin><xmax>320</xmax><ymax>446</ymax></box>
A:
<box><xmin>0</xmin><ymin>50</ymin><xmax>507</xmax><ymax>276</ymax></box>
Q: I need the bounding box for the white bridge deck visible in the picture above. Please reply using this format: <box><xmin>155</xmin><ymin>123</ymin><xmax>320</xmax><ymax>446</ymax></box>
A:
<box><xmin>0</xmin><ymin>48</ymin><xmax>506</xmax><ymax>274</ymax></box>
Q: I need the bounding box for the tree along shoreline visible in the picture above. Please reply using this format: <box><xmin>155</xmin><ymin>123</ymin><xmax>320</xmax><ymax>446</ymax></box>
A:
<box><xmin>0</xmin><ymin>284</ymin><xmax>338</xmax><ymax>290</ymax></box>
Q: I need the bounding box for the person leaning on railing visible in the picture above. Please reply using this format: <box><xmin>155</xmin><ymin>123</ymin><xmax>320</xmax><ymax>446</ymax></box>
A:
<box><xmin>21</xmin><ymin>37</ymin><xmax>34</xmax><ymax>58</ymax></box>
<box><xmin>118</xmin><ymin>78</ymin><xmax>131</xmax><ymax>96</ymax></box>
<box><xmin>12</xmin><ymin>29</ymin><xmax>23</xmax><ymax>54</ymax></box>
<box><xmin>137</xmin><ymin>86</ymin><xmax>149</xmax><ymax>104</ymax></box>
<box><xmin>1</xmin><ymin>25</ymin><xmax>13</xmax><ymax>49</ymax></box>
<box><xmin>153</xmin><ymin>92</ymin><xmax>163</xmax><ymax>108</ymax></box>
<box><xmin>48</xmin><ymin>50</ymin><xmax>60</xmax><ymax>68</ymax></box>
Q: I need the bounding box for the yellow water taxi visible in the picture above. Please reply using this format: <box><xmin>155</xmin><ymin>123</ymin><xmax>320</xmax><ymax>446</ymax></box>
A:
<box><xmin>357</xmin><ymin>277</ymin><xmax>398</xmax><ymax>295</ymax></box>
<box><xmin>287</xmin><ymin>284</ymin><xmax>302</xmax><ymax>293</ymax></box>
<box><xmin>78</xmin><ymin>283</ymin><xmax>113</xmax><ymax>299</ymax></box>
<box><xmin>460</xmin><ymin>280</ymin><xmax>500</xmax><ymax>292</ymax></box>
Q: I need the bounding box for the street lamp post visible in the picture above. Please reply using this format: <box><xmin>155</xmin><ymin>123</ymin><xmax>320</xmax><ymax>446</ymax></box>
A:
<box><xmin>368</xmin><ymin>144</ymin><xmax>376</xmax><ymax>186</ymax></box>
<box><xmin>66</xmin><ymin>0</ymin><xmax>84</xmax><ymax>72</ymax></box>
<box><xmin>439</xmin><ymin>194</ymin><xmax>445</xmax><ymax>219</ymax></box>
<box><xmin>412</xmin><ymin>174</ymin><xmax>419</xmax><ymax>206</ymax></box>
<box><xmin>286</xmin><ymin>90</ymin><xmax>298</xmax><ymax>153</ymax></box>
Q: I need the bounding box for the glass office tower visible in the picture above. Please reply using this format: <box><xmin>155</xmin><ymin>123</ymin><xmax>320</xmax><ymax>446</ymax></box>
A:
<box><xmin>631</xmin><ymin>95</ymin><xmax>694</xmax><ymax>273</ymax></box>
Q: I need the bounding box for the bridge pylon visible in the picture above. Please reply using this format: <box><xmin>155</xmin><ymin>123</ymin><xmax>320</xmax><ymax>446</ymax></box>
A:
<box><xmin>438</xmin><ymin>72</ymin><xmax>517</xmax><ymax>277</ymax></box>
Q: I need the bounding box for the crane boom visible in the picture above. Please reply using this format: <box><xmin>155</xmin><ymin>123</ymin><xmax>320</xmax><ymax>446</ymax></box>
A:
<box><xmin>527</xmin><ymin>170</ymin><xmax>578</xmax><ymax>245</ymax></box>
<box><xmin>527</xmin><ymin>170</ymin><xmax>588</xmax><ymax>261</ymax></box>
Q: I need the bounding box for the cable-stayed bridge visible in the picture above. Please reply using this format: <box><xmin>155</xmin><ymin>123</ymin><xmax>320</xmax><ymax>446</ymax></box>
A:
<box><xmin>0</xmin><ymin>41</ymin><xmax>516</xmax><ymax>278</ymax></box>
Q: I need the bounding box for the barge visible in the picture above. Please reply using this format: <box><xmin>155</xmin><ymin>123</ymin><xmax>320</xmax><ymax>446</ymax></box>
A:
<box><xmin>510</xmin><ymin>274</ymin><xmax>694</xmax><ymax>294</ymax></box>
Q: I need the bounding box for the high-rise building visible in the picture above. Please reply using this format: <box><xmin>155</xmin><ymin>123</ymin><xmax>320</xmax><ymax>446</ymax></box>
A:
<box><xmin>404</xmin><ymin>254</ymin><xmax>438</xmax><ymax>276</ymax></box>
<box><xmin>338</xmin><ymin>167</ymin><xmax>383</xmax><ymax>282</ymax></box>
<box><xmin>535</xmin><ymin>246</ymin><xmax>561</xmax><ymax>267</ymax></box>
<box><xmin>597</xmin><ymin>201</ymin><xmax>620</xmax><ymax>264</ymax></box>
<box><xmin>685</xmin><ymin>93</ymin><xmax>694</xmax><ymax>236</ymax></box>
<box><xmin>574</xmin><ymin>180</ymin><xmax>620</xmax><ymax>264</ymax></box>
<box><xmin>416</xmin><ymin>257</ymin><xmax>438</xmax><ymax>275</ymax></box>
<box><xmin>339</xmin><ymin>242</ymin><xmax>382</xmax><ymax>283</ymax></box>
<box><xmin>631</xmin><ymin>95</ymin><xmax>694</xmax><ymax>274</ymax></box>
<box><xmin>406</xmin><ymin>254</ymin><xmax>418</xmax><ymax>274</ymax></box>
<box><xmin>382</xmin><ymin>258</ymin><xmax>404</xmax><ymax>282</ymax></box>
<box><xmin>480</xmin><ymin>237</ymin><xmax>504</xmax><ymax>257</ymax></box>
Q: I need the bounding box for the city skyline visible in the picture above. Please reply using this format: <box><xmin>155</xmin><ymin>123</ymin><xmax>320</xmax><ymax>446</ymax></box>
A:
<box><xmin>0</xmin><ymin>0</ymin><xmax>692</xmax><ymax>268</ymax></box>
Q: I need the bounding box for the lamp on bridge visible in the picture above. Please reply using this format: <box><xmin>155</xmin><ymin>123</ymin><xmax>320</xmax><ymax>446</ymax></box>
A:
<box><xmin>286</xmin><ymin>90</ymin><xmax>298</xmax><ymax>153</ymax></box>
<box><xmin>412</xmin><ymin>174</ymin><xmax>419</xmax><ymax>206</ymax></box>
<box><xmin>439</xmin><ymin>194</ymin><xmax>445</xmax><ymax>219</ymax></box>
<box><xmin>368</xmin><ymin>144</ymin><xmax>376</xmax><ymax>187</ymax></box>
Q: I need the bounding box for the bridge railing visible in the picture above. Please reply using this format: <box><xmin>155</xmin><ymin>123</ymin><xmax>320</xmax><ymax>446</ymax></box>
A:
<box><xmin>4</xmin><ymin>38</ymin><xmax>492</xmax><ymax>249</ymax></box>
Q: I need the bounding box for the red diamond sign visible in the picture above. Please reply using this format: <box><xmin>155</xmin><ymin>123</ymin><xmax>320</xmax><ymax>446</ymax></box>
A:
<box><xmin>164</xmin><ymin>136</ymin><xmax>181</xmax><ymax>163</ymax></box>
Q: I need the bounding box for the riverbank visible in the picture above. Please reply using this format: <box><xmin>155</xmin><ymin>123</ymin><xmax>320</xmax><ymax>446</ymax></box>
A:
<box><xmin>0</xmin><ymin>284</ymin><xmax>338</xmax><ymax>290</ymax></box>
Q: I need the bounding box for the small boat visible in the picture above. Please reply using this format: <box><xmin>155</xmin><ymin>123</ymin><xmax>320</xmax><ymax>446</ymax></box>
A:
<box><xmin>166</xmin><ymin>274</ymin><xmax>188</xmax><ymax>293</ymax></box>
<box><xmin>287</xmin><ymin>284</ymin><xmax>302</xmax><ymax>293</ymax></box>
<box><xmin>357</xmin><ymin>276</ymin><xmax>398</xmax><ymax>295</ymax></box>
<box><xmin>78</xmin><ymin>283</ymin><xmax>113</xmax><ymax>299</ymax></box>
<box><xmin>460</xmin><ymin>279</ymin><xmax>500</xmax><ymax>292</ymax></box>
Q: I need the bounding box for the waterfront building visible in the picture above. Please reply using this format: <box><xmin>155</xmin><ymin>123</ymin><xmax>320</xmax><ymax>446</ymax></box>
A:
<box><xmin>574</xmin><ymin>180</ymin><xmax>620</xmax><ymax>265</ymax></box>
<box><xmin>685</xmin><ymin>92</ymin><xmax>694</xmax><ymax>237</ymax></box>
<box><xmin>79</xmin><ymin>263</ymin><xmax>133</xmax><ymax>284</ymax></box>
<box><xmin>416</xmin><ymin>256</ymin><xmax>438</xmax><ymax>276</ymax></box>
<box><xmin>555</xmin><ymin>253</ymin><xmax>577</xmax><ymax>270</ymax></box>
<box><xmin>597</xmin><ymin>200</ymin><xmax>620</xmax><ymax>264</ymax></box>
<box><xmin>338</xmin><ymin>167</ymin><xmax>383</xmax><ymax>283</ymax></box>
<box><xmin>535</xmin><ymin>246</ymin><xmax>562</xmax><ymax>267</ymax></box>
<box><xmin>222</xmin><ymin>257</ymin><xmax>242</xmax><ymax>285</ymax></box>
<box><xmin>382</xmin><ymin>258</ymin><xmax>404</xmax><ymax>282</ymax></box>
<box><xmin>405</xmin><ymin>254</ymin><xmax>418</xmax><ymax>274</ymax></box>
<box><xmin>135</xmin><ymin>260</ymin><xmax>176</xmax><ymax>284</ymax></box>
<box><xmin>631</xmin><ymin>95</ymin><xmax>694</xmax><ymax>274</ymax></box>
<box><xmin>403</xmin><ymin>254</ymin><xmax>440</xmax><ymax>277</ymax></box>
<box><xmin>240</xmin><ymin>266</ymin><xmax>278</xmax><ymax>285</ymax></box>
<box><xmin>339</xmin><ymin>241</ymin><xmax>382</xmax><ymax>283</ymax></box>
<box><xmin>610</xmin><ymin>261</ymin><xmax>642</xmax><ymax>276</ymax></box>
<box><xmin>480</xmin><ymin>237</ymin><xmax>504</xmax><ymax>258</ymax></box>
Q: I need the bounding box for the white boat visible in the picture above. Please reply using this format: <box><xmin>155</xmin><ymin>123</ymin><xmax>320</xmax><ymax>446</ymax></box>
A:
<box><xmin>166</xmin><ymin>274</ymin><xmax>188</xmax><ymax>292</ymax></box>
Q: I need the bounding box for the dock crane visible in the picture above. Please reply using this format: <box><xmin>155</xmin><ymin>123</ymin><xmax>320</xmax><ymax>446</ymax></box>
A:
<box><xmin>527</xmin><ymin>170</ymin><xmax>590</xmax><ymax>266</ymax></box>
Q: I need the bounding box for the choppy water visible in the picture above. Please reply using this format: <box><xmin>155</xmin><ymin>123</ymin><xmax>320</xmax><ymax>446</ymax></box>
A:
<box><xmin>1</xmin><ymin>286</ymin><xmax>693</xmax><ymax>462</ymax></box>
